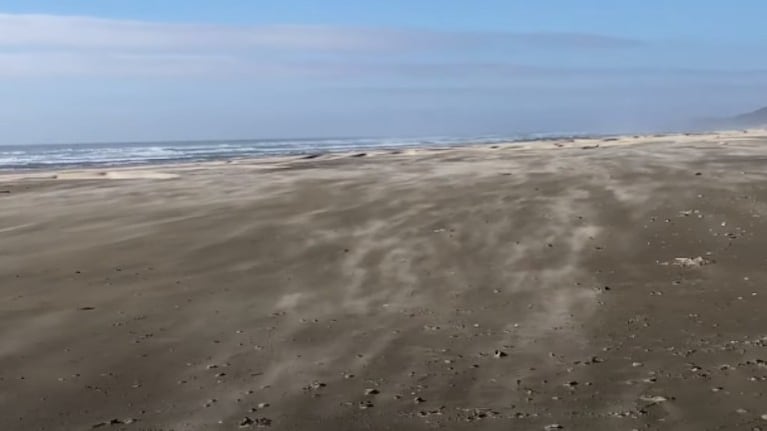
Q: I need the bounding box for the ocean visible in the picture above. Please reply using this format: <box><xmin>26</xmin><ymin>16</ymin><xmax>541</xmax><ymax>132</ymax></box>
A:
<box><xmin>0</xmin><ymin>134</ymin><xmax>578</xmax><ymax>170</ymax></box>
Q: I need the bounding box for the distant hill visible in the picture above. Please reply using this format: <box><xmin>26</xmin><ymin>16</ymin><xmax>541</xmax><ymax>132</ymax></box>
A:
<box><xmin>698</xmin><ymin>106</ymin><xmax>767</xmax><ymax>130</ymax></box>
<box><xmin>728</xmin><ymin>106</ymin><xmax>767</xmax><ymax>127</ymax></box>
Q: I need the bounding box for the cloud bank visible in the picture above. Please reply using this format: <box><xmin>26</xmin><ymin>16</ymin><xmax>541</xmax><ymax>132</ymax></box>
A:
<box><xmin>0</xmin><ymin>13</ymin><xmax>643</xmax><ymax>78</ymax></box>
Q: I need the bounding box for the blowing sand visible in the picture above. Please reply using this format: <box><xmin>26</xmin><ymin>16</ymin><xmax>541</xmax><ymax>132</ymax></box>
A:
<box><xmin>3</xmin><ymin>131</ymin><xmax>767</xmax><ymax>430</ymax></box>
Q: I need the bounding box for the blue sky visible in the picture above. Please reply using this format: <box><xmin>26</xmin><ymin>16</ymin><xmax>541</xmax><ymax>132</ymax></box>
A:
<box><xmin>1</xmin><ymin>1</ymin><xmax>767</xmax><ymax>143</ymax></box>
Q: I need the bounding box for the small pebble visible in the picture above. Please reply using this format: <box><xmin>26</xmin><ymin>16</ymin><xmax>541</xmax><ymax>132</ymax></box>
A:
<box><xmin>305</xmin><ymin>382</ymin><xmax>326</xmax><ymax>391</ymax></box>
<box><xmin>640</xmin><ymin>395</ymin><xmax>667</xmax><ymax>403</ymax></box>
<box><xmin>254</xmin><ymin>417</ymin><xmax>272</xmax><ymax>427</ymax></box>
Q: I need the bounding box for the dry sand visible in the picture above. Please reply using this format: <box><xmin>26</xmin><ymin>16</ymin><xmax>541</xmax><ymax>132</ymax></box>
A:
<box><xmin>3</xmin><ymin>130</ymin><xmax>767</xmax><ymax>430</ymax></box>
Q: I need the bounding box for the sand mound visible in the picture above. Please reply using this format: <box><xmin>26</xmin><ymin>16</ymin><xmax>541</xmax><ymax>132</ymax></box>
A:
<box><xmin>54</xmin><ymin>170</ymin><xmax>180</xmax><ymax>180</ymax></box>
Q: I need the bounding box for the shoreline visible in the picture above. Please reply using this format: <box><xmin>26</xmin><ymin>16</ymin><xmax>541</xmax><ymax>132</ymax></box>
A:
<box><xmin>2</xmin><ymin>128</ymin><xmax>765</xmax><ymax>181</ymax></box>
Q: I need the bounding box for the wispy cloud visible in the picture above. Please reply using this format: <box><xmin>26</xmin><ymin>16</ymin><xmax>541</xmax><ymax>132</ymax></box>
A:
<box><xmin>0</xmin><ymin>13</ymin><xmax>641</xmax><ymax>52</ymax></box>
<box><xmin>0</xmin><ymin>13</ymin><xmax>644</xmax><ymax>78</ymax></box>
<box><xmin>0</xmin><ymin>14</ymin><xmax>393</xmax><ymax>51</ymax></box>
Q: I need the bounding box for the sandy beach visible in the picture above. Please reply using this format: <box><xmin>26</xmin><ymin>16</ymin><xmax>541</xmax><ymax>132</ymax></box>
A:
<box><xmin>4</xmin><ymin>130</ymin><xmax>767</xmax><ymax>430</ymax></box>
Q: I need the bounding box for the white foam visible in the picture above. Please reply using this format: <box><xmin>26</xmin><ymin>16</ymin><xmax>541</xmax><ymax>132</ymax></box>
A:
<box><xmin>0</xmin><ymin>136</ymin><xmax>526</xmax><ymax>170</ymax></box>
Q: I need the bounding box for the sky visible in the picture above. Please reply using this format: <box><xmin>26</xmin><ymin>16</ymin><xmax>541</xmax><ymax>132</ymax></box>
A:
<box><xmin>1</xmin><ymin>1</ymin><xmax>767</xmax><ymax>144</ymax></box>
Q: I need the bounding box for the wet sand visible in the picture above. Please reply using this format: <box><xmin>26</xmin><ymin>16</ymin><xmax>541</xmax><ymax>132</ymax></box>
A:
<box><xmin>3</xmin><ymin>131</ymin><xmax>767</xmax><ymax>430</ymax></box>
